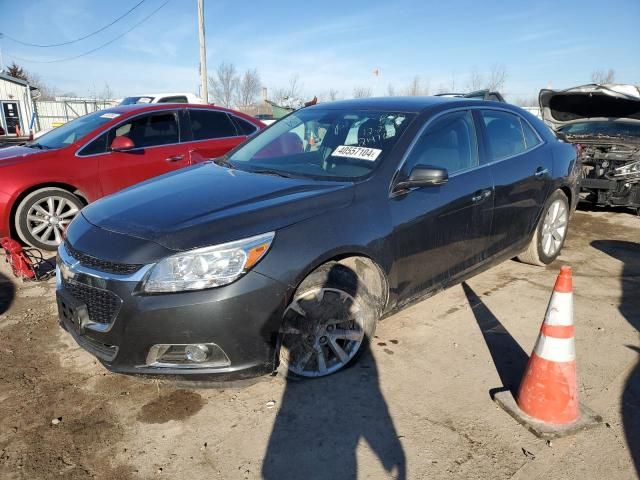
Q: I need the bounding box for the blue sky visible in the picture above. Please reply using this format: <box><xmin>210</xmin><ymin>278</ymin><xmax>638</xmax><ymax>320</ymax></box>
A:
<box><xmin>0</xmin><ymin>0</ymin><xmax>638</xmax><ymax>102</ymax></box>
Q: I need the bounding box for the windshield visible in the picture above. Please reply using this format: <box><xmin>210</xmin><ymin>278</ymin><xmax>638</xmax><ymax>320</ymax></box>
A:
<box><xmin>227</xmin><ymin>109</ymin><xmax>415</xmax><ymax>180</ymax></box>
<box><xmin>559</xmin><ymin>121</ymin><xmax>640</xmax><ymax>138</ymax></box>
<box><xmin>119</xmin><ymin>96</ymin><xmax>154</xmax><ymax>105</ymax></box>
<box><xmin>29</xmin><ymin>110</ymin><xmax>120</xmax><ymax>150</ymax></box>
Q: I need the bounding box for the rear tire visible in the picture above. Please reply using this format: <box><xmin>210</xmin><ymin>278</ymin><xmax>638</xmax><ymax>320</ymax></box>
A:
<box><xmin>279</xmin><ymin>262</ymin><xmax>380</xmax><ymax>378</ymax></box>
<box><xmin>518</xmin><ymin>189</ymin><xmax>570</xmax><ymax>266</ymax></box>
<box><xmin>14</xmin><ymin>187</ymin><xmax>83</xmax><ymax>251</ymax></box>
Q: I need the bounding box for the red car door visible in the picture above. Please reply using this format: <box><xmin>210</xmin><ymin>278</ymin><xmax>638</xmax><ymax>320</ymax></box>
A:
<box><xmin>99</xmin><ymin>110</ymin><xmax>190</xmax><ymax>195</ymax></box>
<box><xmin>186</xmin><ymin>109</ymin><xmax>254</xmax><ymax>161</ymax></box>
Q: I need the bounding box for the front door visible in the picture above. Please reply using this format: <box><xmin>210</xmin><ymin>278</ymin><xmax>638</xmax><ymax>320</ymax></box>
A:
<box><xmin>99</xmin><ymin>110</ymin><xmax>190</xmax><ymax>195</ymax></box>
<box><xmin>390</xmin><ymin>110</ymin><xmax>494</xmax><ymax>303</ymax></box>
<box><xmin>478</xmin><ymin>109</ymin><xmax>552</xmax><ymax>256</ymax></box>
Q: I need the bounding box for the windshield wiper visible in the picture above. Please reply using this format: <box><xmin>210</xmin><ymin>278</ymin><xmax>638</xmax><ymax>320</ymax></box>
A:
<box><xmin>248</xmin><ymin>168</ymin><xmax>296</xmax><ymax>179</ymax></box>
<box><xmin>26</xmin><ymin>143</ymin><xmax>52</xmax><ymax>150</ymax></box>
<box><xmin>213</xmin><ymin>156</ymin><xmax>233</xmax><ymax>168</ymax></box>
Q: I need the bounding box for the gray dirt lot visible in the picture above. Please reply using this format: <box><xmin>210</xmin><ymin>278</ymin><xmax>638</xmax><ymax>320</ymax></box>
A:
<box><xmin>0</xmin><ymin>208</ymin><xmax>638</xmax><ymax>480</ymax></box>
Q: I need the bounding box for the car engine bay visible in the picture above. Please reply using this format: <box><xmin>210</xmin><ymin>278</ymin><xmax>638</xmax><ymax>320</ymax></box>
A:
<box><xmin>578</xmin><ymin>141</ymin><xmax>640</xmax><ymax>209</ymax></box>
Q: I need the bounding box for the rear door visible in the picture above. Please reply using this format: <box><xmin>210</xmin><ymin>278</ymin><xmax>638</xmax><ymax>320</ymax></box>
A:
<box><xmin>185</xmin><ymin>109</ymin><xmax>255</xmax><ymax>161</ymax></box>
<box><xmin>478</xmin><ymin>109</ymin><xmax>551</xmax><ymax>256</ymax></box>
<box><xmin>390</xmin><ymin>110</ymin><xmax>494</xmax><ymax>302</ymax></box>
<box><xmin>98</xmin><ymin>110</ymin><xmax>190</xmax><ymax>195</ymax></box>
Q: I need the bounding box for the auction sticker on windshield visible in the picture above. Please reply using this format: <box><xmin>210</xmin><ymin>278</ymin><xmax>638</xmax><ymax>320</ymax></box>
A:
<box><xmin>100</xmin><ymin>113</ymin><xmax>120</xmax><ymax>119</ymax></box>
<box><xmin>331</xmin><ymin>145</ymin><xmax>382</xmax><ymax>161</ymax></box>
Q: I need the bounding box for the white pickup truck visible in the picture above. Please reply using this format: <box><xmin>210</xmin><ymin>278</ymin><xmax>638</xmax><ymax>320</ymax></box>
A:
<box><xmin>118</xmin><ymin>93</ymin><xmax>204</xmax><ymax>105</ymax></box>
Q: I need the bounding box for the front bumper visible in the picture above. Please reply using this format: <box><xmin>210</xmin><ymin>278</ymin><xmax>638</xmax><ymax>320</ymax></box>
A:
<box><xmin>56</xmin><ymin>243</ymin><xmax>289</xmax><ymax>380</ymax></box>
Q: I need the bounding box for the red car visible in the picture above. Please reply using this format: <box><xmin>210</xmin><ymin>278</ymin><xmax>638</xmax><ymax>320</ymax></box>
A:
<box><xmin>0</xmin><ymin>104</ymin><xmax>264</xmax><ymax>250</ymax></box>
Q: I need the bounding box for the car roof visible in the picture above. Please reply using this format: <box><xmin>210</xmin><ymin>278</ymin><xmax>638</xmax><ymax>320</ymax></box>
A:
<box><xmin>306</xmin><ymin>96</ymin><xmax>510</xmax><ymax>113</ymax></box>
<box><xmin>100</xmin><ymin>103</ymin><xmax>244</xmax><ymax>115</ymax></box>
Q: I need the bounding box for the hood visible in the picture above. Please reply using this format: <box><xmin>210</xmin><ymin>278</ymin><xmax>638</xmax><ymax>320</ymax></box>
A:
<box><xmin>0</xmin><ymin>145</ymin><xmax>45</xmax><ymax>165</ymax></box>
<box><xmin>539</xmin><ymin>83</ymin><xmax>640</xmax><ymax>130</ymax></box>
<box><xmin>81</xmin><ymin>162</ymin><xmax>354</xmax><ymax>251</ymax></box>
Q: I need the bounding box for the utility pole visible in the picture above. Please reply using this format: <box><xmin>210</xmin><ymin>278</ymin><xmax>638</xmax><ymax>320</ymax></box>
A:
<box><xmin>197</xmin><ymin>0</ymin><xmax>208</xmax><ymax>103</ymax></box>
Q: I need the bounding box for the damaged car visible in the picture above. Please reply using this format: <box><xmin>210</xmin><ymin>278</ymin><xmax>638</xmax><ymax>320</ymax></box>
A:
<box><xmin>540</xmin><ymin>84</ymin><xmax>640</xmax><ymax>213</ymax></box>
<box><xmin>56</xmin><ymin>97</ymin><xmax>579</xmax><ymax>380</ymax></box>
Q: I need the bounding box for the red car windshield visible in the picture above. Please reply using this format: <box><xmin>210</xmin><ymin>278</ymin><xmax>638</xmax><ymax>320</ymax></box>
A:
<box><xmin>29</xmin><ymin>110</ymin><xmax>121</xmax><ymax>150</ymax></box>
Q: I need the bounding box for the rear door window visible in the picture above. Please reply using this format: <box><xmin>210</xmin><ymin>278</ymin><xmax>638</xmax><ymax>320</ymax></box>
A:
<box><xmin>480</xmin><ymin>110</ymin><xmax>527</xmax><ymax>161</ymax></box>
<box><xmin>113</xmin><ymin>111</ymin><xmax>180</xmax><ymax>148</ymax></box>
<box><xmin>405</xmin><ymin>110</ymin><xmax>479</xmax><ymax>174</ymax></box>
<box><xmin>189</xmin><ymin>110</ymin><xmax>238</xmax><ymax>140</ymax></box>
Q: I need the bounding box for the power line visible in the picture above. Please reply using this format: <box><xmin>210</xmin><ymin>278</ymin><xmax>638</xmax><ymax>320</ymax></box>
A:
<box><xmin>5</xmin><ymin>0</ymin><xmax>170</xmax><ymax>64</ymax></box>
<box><xmin>0</xmin><ymin>0</ymin><xmax>148</xmax><ymax>48</ymax></box>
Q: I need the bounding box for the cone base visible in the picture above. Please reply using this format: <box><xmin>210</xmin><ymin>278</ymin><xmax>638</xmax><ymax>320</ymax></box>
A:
<box><xmin>493</xmin><ymin>388</ymin><xmax>602</xmax><ymax>439</ymax></box>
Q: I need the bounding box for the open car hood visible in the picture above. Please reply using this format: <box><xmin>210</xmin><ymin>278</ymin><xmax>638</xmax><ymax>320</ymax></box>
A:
<box><xmin>539</xmin><ymin>83</ymin><xmax>640</xmax><ymax>130</ymax></box>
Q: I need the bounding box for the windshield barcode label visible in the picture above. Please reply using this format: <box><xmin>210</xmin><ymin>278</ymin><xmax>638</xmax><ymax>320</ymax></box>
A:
<box><xmin>331</xmin><ymin>145</ymin><xmax>382</xmax><ymax>161</ymax></box>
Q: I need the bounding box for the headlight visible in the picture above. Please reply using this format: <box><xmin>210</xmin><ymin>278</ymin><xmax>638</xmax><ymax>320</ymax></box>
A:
<box><xmin>142</xmin><ymin>232</ymin><xmax>275</xmax><ymax>293</ymax></box>
<box><xmin>613</xmin><ymin>160</ymin><xmax>640</xmax><ymax>178</ymax></box>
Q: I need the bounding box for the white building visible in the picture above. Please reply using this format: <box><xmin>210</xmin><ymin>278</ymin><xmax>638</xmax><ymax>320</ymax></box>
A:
<box><xmin>0</xmin><ymin>72</ymin><xmax>35</xmax><ymax>136</ymax></box>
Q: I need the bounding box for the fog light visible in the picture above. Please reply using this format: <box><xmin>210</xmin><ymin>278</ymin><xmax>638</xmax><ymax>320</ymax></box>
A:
<box><xmin>185</xmin><ymin>344</ymin><xmax>209</xmax><ymax>363</ymax></box>
<box><xmin>145</xmin><ymin>342</ymin><xmax>231</xmax><ymax>369</ymax></box>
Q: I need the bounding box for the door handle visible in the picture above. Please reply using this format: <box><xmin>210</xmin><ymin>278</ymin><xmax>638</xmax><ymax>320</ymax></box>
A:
<box><xmin>534</xmin><ymin>167</ymin><xmax>549</xmax><ymax>177</ymax></box>
<box><xmin>471</xmin><ymin>189</ymin><xmax>492</xmax><ymax>202</ymax></box>
<box><xmin>165</xmin><ymin>155</ymin><xmax>184</xmax><ymax>163</ymax></box>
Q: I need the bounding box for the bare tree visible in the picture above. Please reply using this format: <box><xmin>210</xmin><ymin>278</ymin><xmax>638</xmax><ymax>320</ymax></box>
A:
<box><xmin>467</xmin><ymin>67</ymin><xmax>484</xmax><ymax>91</ymax></box>
<box><xmin>236</xmin><ymin>69</ymin><xmax>261</xmax><ymax>107</ymax></box>
<box><xmin>405</xmin><ymin>76</ymin><xmax>429</xmax><ymax>96</ymax></box>
<box><xmin>5</xmin><ymin>62</ymin><xmax>57</xmax><ymax>99</ymax></box>
<box><xmin>208</xmin><ymin>62</ymin><xmax>238</xmax><ymax>107</ymax></box>
<box><xmin>271</xmin><ymin>74</ymin><xmax>303</xmax><ymax>104</ymax></box>
<box><xmin>99</xmin><ymin>82</ymin><xmax>114</xmax><ymax>101</ymax></box>
<box><xmin>285</xmin><ymin>74</ymin><xmax>302</xmax><ymax>99</ymax></box>
<box><xmin>328</xmin><ymin>88</ymin><xmax>339</xmax><ymax>101</ymax></box>
<box><xmin>591</xmin><ymin>68</ymin><xmax>615</xmax><ymax>84</ymax></box>
<box><xmin>387</xmin><ymin>84</ymin><xmax>396</xmax><ymax>96</ymax></box>
<box><xmin>353</xmin><ymin>86</ymin><xmax>372</xmax><ymax>98</ymax></box>
<box><xmin>486</xmin><ymin>64</ymin><xmax>507</xmax><ymax>91</ymax></box>
<box><xmin>466</xmin><ymin>64</ymin><xmax>507</xmax><ymax>92</ymax></box>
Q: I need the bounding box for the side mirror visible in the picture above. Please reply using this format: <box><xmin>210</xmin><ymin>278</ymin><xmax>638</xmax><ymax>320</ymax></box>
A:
<box><xmin>110</xmin><ymin>136</ymin><xmax>135</xmax><ymax>152</ymax></box>
<box><xmin>395</xmin><ymin>165</ymin><xmax>448</xmax><ymax>191</ymax></box>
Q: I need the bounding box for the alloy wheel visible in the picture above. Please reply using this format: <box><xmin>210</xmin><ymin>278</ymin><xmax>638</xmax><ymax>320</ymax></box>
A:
<box><xmin>26</xmin><ymin>195</ymin><xmax>79</xmax><ymax>247</ymax></box>
<box><xmin>541</xmin><ymin>199</ymin><xmax>568</xmax><ymax>257</ymax></box>
<box><xmin>281</xmin><ymin>287</ymin><xmax>365</xmax><ymax>377</ymax></box>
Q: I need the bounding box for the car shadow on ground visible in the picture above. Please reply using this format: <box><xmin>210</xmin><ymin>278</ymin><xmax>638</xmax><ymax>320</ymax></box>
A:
<box><xmin>262</xmin><ymin>355</ymin><xmax>406</xmax><ymax>480</ymax></box>
<box><xmin>0</xmin><ymin>271</ymin><xmax>16</xmax><ymax>315</ymax></box>
<box><xmin>591</xmin><ymin>240</ymin><xmax>640</xmax><ymax>476</ymax></box>
<box><xmin>262</xmin><ymin>264</ymin><xmax>406</xmax><ymax>480</ymax></box>
<box><xmin>461</xmin><ymin>282</ymin><xmax>529</xmax><ymax>395</ymax></box>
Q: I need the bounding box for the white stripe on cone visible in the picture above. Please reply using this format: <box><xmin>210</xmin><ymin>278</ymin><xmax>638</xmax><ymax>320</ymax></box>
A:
<box><xmin>533</xmin><ymin>334</ymin><xmax>576</xmax><ymax>363</ymax></box>
<box><xmin>545</xmin><ymin>291</ymin><xmax>574</xmax><ymax>326</ymax></box>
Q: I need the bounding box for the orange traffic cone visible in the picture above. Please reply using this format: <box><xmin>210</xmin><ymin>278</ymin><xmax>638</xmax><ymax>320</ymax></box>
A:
<box><xmin>493</xmin><ymin>266</ymin><xmax>601</xmax><ymax>438</ymax></box>
<box><xmin>517</xmin><ymin>266</ymin><xmax>579</xmax><ymax>424</ymax></box>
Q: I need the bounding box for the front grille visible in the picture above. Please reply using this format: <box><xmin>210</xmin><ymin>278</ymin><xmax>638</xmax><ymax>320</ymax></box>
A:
<box><xmin>64</xmin><ymin>241</ymin><xmax>142</xmax><ymax>275</ymax></box>
<box><xmin>62</xmin><ymin>278</ymin><xmax>121</xmax><ymax>325</ymax></box>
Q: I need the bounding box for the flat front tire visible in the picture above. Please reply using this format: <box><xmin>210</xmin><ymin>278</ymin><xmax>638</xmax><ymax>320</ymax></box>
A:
<box><xmin>518</xmin><ymin>189</ymin><xmax>570</xmax><ymax>266</ymax></box>
<box><xmin>15</xmin><ymin>187</ymin><xmax>83</xmax><ymax>251</ymax></box>
<box><xmin>279</xmin><ymin>263</ymin><xmax>379</xmax><ymax>378</ymax></box>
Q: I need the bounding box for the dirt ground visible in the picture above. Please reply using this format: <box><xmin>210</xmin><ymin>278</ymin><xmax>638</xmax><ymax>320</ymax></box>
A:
<box><xmin>0</xmin><ymin>208</ymin><xmax>638</xmax><ymax>480</ymax></box>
